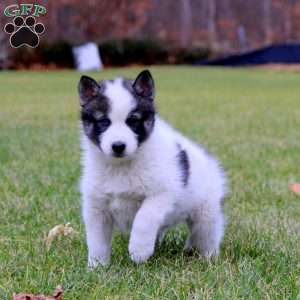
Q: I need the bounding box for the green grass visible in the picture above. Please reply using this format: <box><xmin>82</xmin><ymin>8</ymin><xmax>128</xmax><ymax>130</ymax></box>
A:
<box><xmin>0</xmin><ymin>66</ymin><xmax>299</xmax><ymax>299</ymax></box>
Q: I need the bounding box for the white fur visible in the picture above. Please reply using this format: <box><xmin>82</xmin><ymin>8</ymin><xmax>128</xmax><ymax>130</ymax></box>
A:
<box><xmin>100</xmin><ymin>78</ymin><xmax>138</xmax><ymax>158</ymax></box>
<box><xmin>80</xmin><ymin>79</ymin><xmax>227</xmax><ymax>267</ymax></box>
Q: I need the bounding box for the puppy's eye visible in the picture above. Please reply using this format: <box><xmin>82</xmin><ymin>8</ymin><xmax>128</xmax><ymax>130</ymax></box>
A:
<box><xmin>98</xmin><ymin>117</ymin><xmax>111</xmax><ymax>128</ymax></box>
<box><xmin>127</xmin><ymin>114</ymin><xmax>141</xmax><ymax>126</ymax></box>
<box><xmin>94</xmin><ymin>111</ymin><xmax>104</xmax><ymax>120</ymax></box>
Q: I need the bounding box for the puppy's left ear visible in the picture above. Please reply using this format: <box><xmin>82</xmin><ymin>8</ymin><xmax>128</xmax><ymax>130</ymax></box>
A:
<box><xmin>133</xmin><ymin>70</ymin><xmax>155</xmax><ymax>99</ymax></box>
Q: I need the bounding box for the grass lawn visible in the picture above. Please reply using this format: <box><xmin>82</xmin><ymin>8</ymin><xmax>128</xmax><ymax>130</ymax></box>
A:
<box><xmin>0</xmin><ymin>66</ymin><xmax>299</xmax><ymax>299</ymax></box>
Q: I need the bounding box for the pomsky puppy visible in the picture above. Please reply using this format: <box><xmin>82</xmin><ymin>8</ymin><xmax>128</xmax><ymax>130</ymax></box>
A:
<box><xmin>78</xmin><ymin>70</ymin><xmax>227</xmax><ymax>267</ymax></box>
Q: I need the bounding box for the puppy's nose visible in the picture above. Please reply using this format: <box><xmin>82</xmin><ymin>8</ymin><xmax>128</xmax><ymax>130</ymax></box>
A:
<box><xmin>112</xmin><ymin>141</ymin><xmax>126</xmax><ymax>155</ymax></box>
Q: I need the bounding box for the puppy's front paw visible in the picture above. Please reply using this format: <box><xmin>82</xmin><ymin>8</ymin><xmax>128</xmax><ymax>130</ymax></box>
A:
<box><xmin>129</xmin><ymin>241</ymin><xmax>154</xmax><ymax>264</ymax></box>
<box><xmin>88</xmin><ymin>254</ymin><xmax>110</xmax><ymax>269</ymax></box>
<box><xmin>201</xmin><ymin>248</ymin><xmax>219</xmax><ymax>259</ymax></box>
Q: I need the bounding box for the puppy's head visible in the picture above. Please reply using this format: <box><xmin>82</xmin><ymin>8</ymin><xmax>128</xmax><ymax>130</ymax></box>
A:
<box><xmin>78</xmin><ymin>70</ymin><xmax>155</xmax><ymax>160</ymax></box>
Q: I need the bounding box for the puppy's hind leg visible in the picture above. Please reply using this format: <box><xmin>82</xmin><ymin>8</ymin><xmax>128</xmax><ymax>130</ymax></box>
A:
<box><xmin>187</xmin><ymin>203</ymin><xmax>225</xmax><ymax>258</ymax></box>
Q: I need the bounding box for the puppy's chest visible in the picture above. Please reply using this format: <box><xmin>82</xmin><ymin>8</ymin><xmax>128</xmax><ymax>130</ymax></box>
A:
<box><xmin>108</xmin><ymin>192</ymin><xmax>144</xmax><ymax>233</ymax></box>
<box><xmin>99</xmin><ymin>164</ymin><xmax>151</xmax><ymax>195</ymax></box>
<box><xmin>95</xmin><ymin>165</ymin><xmax>153</xmax><ymax>232</ymax></box>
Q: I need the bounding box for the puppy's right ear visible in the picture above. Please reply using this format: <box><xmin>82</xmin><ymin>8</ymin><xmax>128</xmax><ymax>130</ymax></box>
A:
<box><xmin>78</xmin><ymin>75</ymin><xmax>100</xmax><ymax>106</ymax></box>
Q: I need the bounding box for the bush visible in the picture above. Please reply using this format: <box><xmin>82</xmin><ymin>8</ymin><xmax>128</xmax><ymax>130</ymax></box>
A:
<box><xmin>174</xmin><ymin>48</ymin><xmax>211</xmax><ymax>64</ymax></box>
<box><xmin>41</xmin><ymin>42</ymin><xmax>74</xmax><ymax>68</ymax></box>
<box><xmin>10</xmin><ymin>47</ymin><xmax>42</xmax><ymax>69</ymax></box>
<box><xmin>99</xmin><ymin>40</ymin><xmax>125</xmax><ymax>65</ymax></box>
<box><xmin>122</xmin><ymin>39</ymin><xmax>168</xmax><ymax>64</ymax></box>
<box><xmin>9</xmin><ymin>41</ymin><xmax>74</xmax><ymax>69</ymax></box>
<box><xmin>99</xmin><ymin>39</ymin><xmax>168</xmax><ymax>66</ymax></box>
<box><xmin>8</xmin><ymin>39</ymin><xmax>211</xmax><ymax>69</ymax></box>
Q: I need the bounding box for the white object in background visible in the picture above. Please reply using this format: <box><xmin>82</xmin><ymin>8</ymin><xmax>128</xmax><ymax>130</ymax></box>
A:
<box><xmin>72</xmin><ymin>42</ymin><xmax>103</xmax><ymax>71</ymax></box>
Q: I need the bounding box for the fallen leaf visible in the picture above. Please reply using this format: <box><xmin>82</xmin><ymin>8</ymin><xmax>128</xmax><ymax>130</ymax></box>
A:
<box><xmin>289</xmin><ymin>183</ymin><xmax>300</xmax><ymax>196</ymax></box>
<box><xmin>45</xmin><ymin>223</ymin><xmax>77</xmax><ymax>250</ymax></box>
<box><xmin>13</xmin><ymin>286</ymin><xmax>63</xmax><ymax>300</ymax></box>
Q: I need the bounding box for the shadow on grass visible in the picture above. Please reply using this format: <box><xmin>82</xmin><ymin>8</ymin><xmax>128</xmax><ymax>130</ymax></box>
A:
<box><xmin>108</xmin><ymin>225</ymin><xmax>221</xmax><ymax>272</ymax></box>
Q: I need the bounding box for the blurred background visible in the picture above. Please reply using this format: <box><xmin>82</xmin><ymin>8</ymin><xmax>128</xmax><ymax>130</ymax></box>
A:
<box><xmin>1</xmin><ymin>0</ymin><xmax>300</xmax><ymax>69</ymax></box>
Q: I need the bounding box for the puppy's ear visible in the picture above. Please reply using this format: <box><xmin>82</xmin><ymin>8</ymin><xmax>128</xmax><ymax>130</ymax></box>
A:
<box><xmin>133</xmin><ymin>70</ymin><xmax>155</xmax><ymax>99</ymax></box>
<box><xmin>78</xmin><ymin>75</ymin><xmax>100</xmax><ymax>106</ymax></box>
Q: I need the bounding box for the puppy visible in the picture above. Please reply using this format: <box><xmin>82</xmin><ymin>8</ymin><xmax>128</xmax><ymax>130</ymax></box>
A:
<box><xmin>78</xmin><ymin>70</ymin><xmax>227</xmax><ymax>267</ymax></box>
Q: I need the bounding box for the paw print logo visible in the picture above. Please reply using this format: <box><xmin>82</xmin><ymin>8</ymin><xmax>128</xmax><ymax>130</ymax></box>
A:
<box><xmin>4</xmin><ymin>16</ymin><xmax>45</xmax><ymax>48</ymax></box>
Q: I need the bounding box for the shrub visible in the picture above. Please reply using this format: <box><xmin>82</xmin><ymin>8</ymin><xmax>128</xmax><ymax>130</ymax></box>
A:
<box><xmin>41</xmin><ymin>42</ymin><xmax>74</xmax><ymax>68</ymax></box>
<box><xmin>9</xmin><ymin>47</ymin><xmax>42</xmax><ymax>69</ymax></box>
<box><xmin>99</xmin><ymin>39</ymin><xmax>168</xmax><ymax>66</ymax></box>
<box><xmin>8</xmin><ymin>39</ymin><xmax>211</xmax><ymax>69</ymax></box>
<box><xmin>99</xmin><ymin>40</ymin><xmax>125</xmax><ymax>65</ymax></box>
<box><xmin>174</xmin><ymin>48</ymin><xmax>211</xmax><ymax>64</ymax></box>
<box><xmin>9</xmin><ymin>41</ymin><xmax>74</xmax><ymax>69</ymax></box>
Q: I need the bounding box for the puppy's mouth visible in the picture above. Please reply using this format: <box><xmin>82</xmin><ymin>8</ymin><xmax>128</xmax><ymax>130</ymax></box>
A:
<box><xmin>112</xmin><ymin>153</ymin><xmax>125</xmax><ymax>158</ymax></box>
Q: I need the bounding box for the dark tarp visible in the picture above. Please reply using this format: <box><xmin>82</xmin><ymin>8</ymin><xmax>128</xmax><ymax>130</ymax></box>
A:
<box><xmin>196</xmin><ymin>44</ymin><xmax>300</xmax><ymax>66</ymax></box>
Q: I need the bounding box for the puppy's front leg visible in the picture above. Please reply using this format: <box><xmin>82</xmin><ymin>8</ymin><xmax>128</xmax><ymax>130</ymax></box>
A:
<box><xmin>83</xmin><ymin>199</ymin><xmax>113</xmax><ymax>268</ymax></box>
<box><xmin>129</xmin><ymin>193</ymin><xmax>173</xmax><ymax>263</ymax></box>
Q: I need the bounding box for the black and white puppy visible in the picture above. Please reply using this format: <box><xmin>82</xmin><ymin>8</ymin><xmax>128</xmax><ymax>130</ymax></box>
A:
<box><xmin>78</xmin><ymin>70</ymin><xmax>227</xmax><ymax>267</ymax></box>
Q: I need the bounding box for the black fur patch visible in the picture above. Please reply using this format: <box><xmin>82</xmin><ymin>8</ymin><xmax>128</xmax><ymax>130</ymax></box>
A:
<box><xmin>80</xmin><ymin>81</ymin><xmax>111</xmax><ymax>146</ymax></box>
<box><xmin>122</xmin><ymin>79</ymin><xmax>156</xmax><ymax>145</ymax></box>
<box><xmin>176</xmin><ymin>145</ymin><xmax>190</xmax><ymax>187</ymax></box>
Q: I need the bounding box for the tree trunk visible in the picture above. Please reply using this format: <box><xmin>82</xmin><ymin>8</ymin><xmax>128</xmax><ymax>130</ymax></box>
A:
<box><xmin>207</xmin><ymin>0</ymin><xmax>216</xmax><ymax>50</ymax></box>
<box><xmin>263</xmin><ymin>0</ymin><xmax>272</xmax><ymax>45</ymax></box>
<box><xmin>179</xmin><ymin>0</ymin><xmax>192</xmax><ymax>48</ymax></box>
